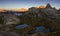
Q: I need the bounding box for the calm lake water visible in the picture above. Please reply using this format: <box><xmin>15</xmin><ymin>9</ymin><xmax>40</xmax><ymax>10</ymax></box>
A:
<box><xmin>29</xmin><ymin>26</ymin><xmax>50</xmax><ymax>34</ymax></box>
<box><xmin>35</xmin><ymin>26</ymin><xmax>50</xmax><ymax>33</ymax></box>
<box><xmin>16</xmin><ymin>24</ymin><xmax>28</xmax><ymax>29</ymax></box>
<box><xmin>16</xmin><ymin>24</ymin><xmax>50</xmax><ymax>33</ymax></box>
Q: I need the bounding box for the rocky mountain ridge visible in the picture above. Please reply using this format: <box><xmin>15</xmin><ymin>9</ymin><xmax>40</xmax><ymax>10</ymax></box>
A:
<box><xmin>0</xmin><ymin>3</ymin><xmax>60</xmax><ymax>36</ymax></box>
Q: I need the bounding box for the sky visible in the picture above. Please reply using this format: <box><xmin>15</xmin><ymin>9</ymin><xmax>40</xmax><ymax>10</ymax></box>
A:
<box><xmin>0</xmin><ymin>0</ymin><xmax>60</xmax><ymax>10</ymax></box>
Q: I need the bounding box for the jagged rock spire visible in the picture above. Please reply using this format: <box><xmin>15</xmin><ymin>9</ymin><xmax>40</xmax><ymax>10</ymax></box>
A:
<box><xmin>46</xmin><ymin>3</ymin><xmax>52</xmax><ymax>8</ymax></box>
<box><xmin>57</xmin><ymin>8</ymin><xmax>60</xmax><ymax>13</ymax></box>
<box><xmin>58</xmin><ymin>8</ymin><xmax>60</xmax><ymax>11</ymax></box>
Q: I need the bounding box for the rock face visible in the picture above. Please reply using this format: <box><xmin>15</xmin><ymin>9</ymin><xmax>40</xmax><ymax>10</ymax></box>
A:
<box><xmin>38</xmin><ymin>3</ymin><xmax>57</xmax><ymax>19</ymax></box>
<box><xmin>31</xmin><ymin>33</ymin><xmax>37</xmax><ymax>36</ymax></box>
<box><xmin>31</xmin><ymin>33</ymin><xmax>48</xmax><ymax>36</ymax></box>
<box><xmin>4</xmin><ymin>14</ymin><xmax>20</xmax><ymax>25</ymax></box>
<box><xmin>55</xmin><ymin>9</ymin><xmax>60</xmax><ymax>23</ymax></box>
<box><xmin>57</xmin><ymin>9</ymin><xmax>60</xmax><ymax>14</ymax></box>
<box><xmin>28</xmin><ymin>7</ymin><xmax>39</xmax><ymax>13</ymax></box>
<box><xmin>43</xmin><ymin>3</ymin><xmax>57</xmax><ymax>15</ymax></box>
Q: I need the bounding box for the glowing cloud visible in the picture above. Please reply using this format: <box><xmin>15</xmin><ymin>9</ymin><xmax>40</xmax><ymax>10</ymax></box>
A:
<box><xmin>11</xmin><ymin>8</ymin><xmax>28</xmax><ymax>12</ymax></box>
<box><xmin>0</xmin><ymin>9</ymin><xmax>5</xmax><ymax>12</ymax></box>
<box><xmin>36</xmin><ymin>5</ymin><xmax>46</xmax><ymax>8</ymax></box>
<box><xmin>18</xmin><ymin>8</ymin><xmax>27</xmax><ymax>12</ymax></box>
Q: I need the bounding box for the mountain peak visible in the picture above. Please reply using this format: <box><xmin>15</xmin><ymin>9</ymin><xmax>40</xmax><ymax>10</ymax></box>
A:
<box><xmin>46</xmin><ymin>3</ymin><xmax>52</xmax><ymax>8</ymax></box>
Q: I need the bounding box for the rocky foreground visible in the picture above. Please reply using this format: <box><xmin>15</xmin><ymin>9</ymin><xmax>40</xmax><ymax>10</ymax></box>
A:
<box><xmin>0</xmin><ymin>31</ymin><xmax>21</xmax><ymax>36</ymax></box>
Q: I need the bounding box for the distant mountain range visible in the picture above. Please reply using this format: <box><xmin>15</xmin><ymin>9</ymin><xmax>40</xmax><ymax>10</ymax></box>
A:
<box><xmin>0</xmin><ymin>3</ymin><xmax>60</xmax><ymax>16</ymax></box>
<box><xmin>0</xmin><ymin>3</ymin><xmax>59</xmax><ymax>13</ymax></box>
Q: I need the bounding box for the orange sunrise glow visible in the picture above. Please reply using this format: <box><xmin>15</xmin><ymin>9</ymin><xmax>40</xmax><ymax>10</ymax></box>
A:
<box><xmin>11</xmin><ymin>8</ymin><xmax>27</xmax><ymax>12</ymax></box>
<box><xmin>36</xmin><ymin>6</ymin><xmax>46</xmax><ymax>8</ymax></box>
<box><xmin>0</xmin><ymin>9</ymin><xmax>5</xmax><ymax>12</ymax></box>
<box><xmin>18</xmin><ymin>8</ymin><xmax>27</xmax><ymax>12</ymax></box>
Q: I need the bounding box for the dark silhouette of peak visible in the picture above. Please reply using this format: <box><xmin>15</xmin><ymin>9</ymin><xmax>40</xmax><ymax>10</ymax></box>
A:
<box><xmin>58</xmin><ymin>9</ymin><xmax>60</xmax><ymax>11</ymax></box>
<box><xmin>57</xmin><ymin>9</ymin><xmax>60</xmax><ymax>12</ymax></box>
<box><xmin>46</xmin><ymin>3</ymin><xmax>52</xmax><ymax>8</ymax></box>
<box><xmin>57</xmin><ymin>8</ymin><xmax>60</xmax><ymax>13</ymax></box>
